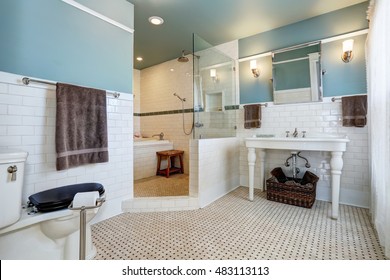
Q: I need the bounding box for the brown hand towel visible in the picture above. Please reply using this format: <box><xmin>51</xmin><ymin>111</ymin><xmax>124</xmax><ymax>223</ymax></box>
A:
<box><xmin>244</xmin><ymin>104</ymin><xmax>261</xmax><ymax>129</ymax></box>
<box><xmin>341</xmin><ymin>95</ymin><xmax>367</xmax><ymax>127</ymax></box>
<box><xmin>56</xmin><ymin>83</ymin><xmax>109</xmax><ymax>170</ymax></box>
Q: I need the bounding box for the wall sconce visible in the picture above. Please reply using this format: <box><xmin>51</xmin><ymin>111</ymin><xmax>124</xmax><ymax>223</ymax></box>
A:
<box><xmin>341</xmin><ymin>39</ymin><xmax>354</xmax><ymax>63</ymax></box>
<box><xmin>210</xmin><ymin>68</ymin><xmax>218</xmax><ymax>82</ymax></box>
<box><xmin>250</xmin><ymin>60</ymin><xmax>260</xmax><ymax>78</ymax></box>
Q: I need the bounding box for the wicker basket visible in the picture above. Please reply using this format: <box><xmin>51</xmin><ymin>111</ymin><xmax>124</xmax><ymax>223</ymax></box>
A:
<box><xmin>266</xmin><ymin>168</ymin><xmax>319</xmax><ymax>208</ymax></box>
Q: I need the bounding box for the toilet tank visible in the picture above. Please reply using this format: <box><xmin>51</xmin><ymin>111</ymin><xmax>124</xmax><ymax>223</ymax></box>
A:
<box><xmin>0</xmin><ymin>149</ymin><xmax>28</xmax><ymax>229</ymax></box>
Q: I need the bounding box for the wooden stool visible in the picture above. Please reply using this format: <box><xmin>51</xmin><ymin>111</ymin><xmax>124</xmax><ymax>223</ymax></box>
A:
<box><xmin>156</xmin><ymin>150</ymin><xmax>184</xmax><ymax>178</ymax></box>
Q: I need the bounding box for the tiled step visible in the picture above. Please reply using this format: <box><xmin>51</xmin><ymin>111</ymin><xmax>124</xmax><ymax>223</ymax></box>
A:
<box><xmin>122</xmin><ymin>196</ymin><xmax>199</xmax><ymax>213</ymax></box>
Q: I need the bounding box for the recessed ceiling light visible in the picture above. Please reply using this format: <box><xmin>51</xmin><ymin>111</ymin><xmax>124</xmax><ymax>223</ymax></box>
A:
<box><xmin>149</xmin><ymin>16</ymin><xmax>164</xmax><ymax>25</ymax></box>
<box><xmin>136</xmin><ymin>57</ymin><xmax>143</xmax><ymax>61</ymax></box>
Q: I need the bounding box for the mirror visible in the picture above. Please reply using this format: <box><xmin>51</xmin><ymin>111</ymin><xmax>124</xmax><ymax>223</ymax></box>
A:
<box><xmin>272</xmin><ymin>42</ymin><xmax>322</xmax><ymax>104</ymax></box>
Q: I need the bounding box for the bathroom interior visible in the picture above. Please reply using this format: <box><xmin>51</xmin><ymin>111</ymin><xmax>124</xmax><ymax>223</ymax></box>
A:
<box><xmin>0</xmin><ymin>0</ymin><xmax>389</xmax><ymax>262</ymax></box>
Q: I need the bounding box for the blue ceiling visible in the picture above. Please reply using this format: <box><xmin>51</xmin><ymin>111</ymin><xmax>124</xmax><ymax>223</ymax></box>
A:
<box><xmin>127</xmin><ymin>0</ymin><xmax>366</xmax><ymax>70</ymax></box>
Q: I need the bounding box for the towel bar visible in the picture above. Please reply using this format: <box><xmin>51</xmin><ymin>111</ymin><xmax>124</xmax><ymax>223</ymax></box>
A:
<box><xmin>22</xmin><ymin>77</ymin><xmax>121</xmax><ymax>99</ymax></box>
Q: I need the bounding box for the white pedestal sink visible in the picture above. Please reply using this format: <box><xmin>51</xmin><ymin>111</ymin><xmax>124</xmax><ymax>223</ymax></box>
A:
<box><xmin>245</xmin><ymin>134</ymin><xmax>349</xmax><ymax>219</ymax></box>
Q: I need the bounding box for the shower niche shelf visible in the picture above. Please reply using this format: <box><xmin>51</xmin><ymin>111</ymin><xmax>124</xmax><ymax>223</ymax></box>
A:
<box><xmin>205</xmin><ymin>91</ymin><xmax>224</xmax><ymax>112</ymax></box>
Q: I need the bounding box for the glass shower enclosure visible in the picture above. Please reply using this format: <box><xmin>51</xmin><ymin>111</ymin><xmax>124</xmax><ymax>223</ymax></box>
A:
<box><xmin>192</xmin><ymin>34</ymin><xmax>237</xmax><ymax>139</ymax></box>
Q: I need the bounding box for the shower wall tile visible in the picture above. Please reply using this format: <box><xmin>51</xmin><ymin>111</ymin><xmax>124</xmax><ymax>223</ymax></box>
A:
<box><xmin>134</xmin><ymin>142</ymin><xmax>173</xmax><ymax>180</ymax></box>
<box><xmin>0</xmin><ymin>71</ymin><xmax>134</xmax><ymax>223</ymax></box>
<box><xmin>237</xmin><ymin>97</ymin><xmax>369</xmax><ymax>208</ymax></box>
<box><xmin>140</xmin><ymin>58</ymin><xmax>193</xmax><ymax>114</ymax></box>
<box><xmin>136</xmin><ymin>41</ymin><xmax>239</xmax><ymax>180</ymax></box>
<box><xmin>140</xmin><ymin>113</ymin><xmax>192</xmax><ymax>175</ymax></box>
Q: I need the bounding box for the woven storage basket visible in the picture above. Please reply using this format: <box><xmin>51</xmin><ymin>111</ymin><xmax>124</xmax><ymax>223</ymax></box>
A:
<box><xmin>266</xmin><ymin>168</ymin><xmax>319</xmax><ymax>208</ymax></box>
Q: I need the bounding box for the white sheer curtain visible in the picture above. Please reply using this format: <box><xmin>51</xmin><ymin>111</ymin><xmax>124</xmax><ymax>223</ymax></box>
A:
<box><xmin>366</xmin><ymin>0</ymin><xmax>390</xmax><ymax>258</ymax></box>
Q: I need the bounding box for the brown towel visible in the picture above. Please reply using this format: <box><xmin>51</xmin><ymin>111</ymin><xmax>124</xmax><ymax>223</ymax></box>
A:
<box><xmin>341</xmin><ymin>95</ymin><xmax>367</xmax><ymax>127</ymax></box>
<box><xmin>244</xmin><ymin>104</ymin><xmax>261</xmax><ymax>129</ymax></box>
<box><xmin>56</xmin><ymin>83</ymin><xmax>109</xmax><ymax>170</ymax></box>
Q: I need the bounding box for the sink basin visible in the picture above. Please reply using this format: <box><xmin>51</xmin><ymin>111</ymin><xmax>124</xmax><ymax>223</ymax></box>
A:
<box><xmin>305</xmin><ymin>133</ymin><xmax>348</xmax><ymax>139</ymax></box>
<box><xmin>247</xmin><ymin>134</ymin><xmax>349</xmax><ymax>152</ymax></box>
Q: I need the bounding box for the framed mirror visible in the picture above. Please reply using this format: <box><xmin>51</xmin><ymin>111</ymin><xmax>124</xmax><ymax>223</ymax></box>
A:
<box><xmin>272</xmin><ymin>42</ymin><xmax>322</xmax><ymax>104</ymax></box>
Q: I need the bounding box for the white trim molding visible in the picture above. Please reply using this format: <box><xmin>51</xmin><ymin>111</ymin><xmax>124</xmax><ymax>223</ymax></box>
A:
<box><xmin>61</xmin><ymin>0</ymin><xmax>134</xmax><ymax>34</ymax></box>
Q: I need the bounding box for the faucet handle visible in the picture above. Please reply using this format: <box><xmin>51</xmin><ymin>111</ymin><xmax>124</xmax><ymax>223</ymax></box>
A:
<box><xmin>302</xmin><ymin>131</ymin><xmax>306</xmax><ymax>138</ymax></box>
<box><xmin>292</xmin><ymin>128</ymin><xmax>299</xmax><ymax>137</ymax></box>
<box><xmin>285</xmin><ymin>131</ymin><xmax>290</xmax><ymax>138</ymax></box>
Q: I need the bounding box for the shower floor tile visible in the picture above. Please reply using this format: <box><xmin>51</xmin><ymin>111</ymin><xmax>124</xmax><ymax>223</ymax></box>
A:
<box><xmin>134</xmin><ymin>174</ymin><xmax>189</xmax><ymax>197</ymax></box>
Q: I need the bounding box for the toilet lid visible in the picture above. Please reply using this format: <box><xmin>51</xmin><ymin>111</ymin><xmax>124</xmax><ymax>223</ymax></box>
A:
<box><xmin>28</xmin><ymin>183</ymin><xmax>105</xmax><ymax>212</ymax></box>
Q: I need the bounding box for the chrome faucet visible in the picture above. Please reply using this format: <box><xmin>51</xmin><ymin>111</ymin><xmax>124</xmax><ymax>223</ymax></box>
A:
<box><xmin>152</xmin><ymin>132</ymin><xmax>164</xmax><ymax>140</ymax></box>
<box><xmin>293</xmin><ymin>128</ymin><xmax>298</xmax><ymax>138</ymax></box>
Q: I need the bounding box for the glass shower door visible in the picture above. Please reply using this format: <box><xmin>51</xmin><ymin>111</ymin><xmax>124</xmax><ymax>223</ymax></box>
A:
<box><xmin>192</xmin><ymin>34</ymin><xmax>237</xmax><ymax>139</ymax></box>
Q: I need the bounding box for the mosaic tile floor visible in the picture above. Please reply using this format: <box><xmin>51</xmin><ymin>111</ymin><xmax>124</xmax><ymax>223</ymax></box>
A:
<box><xmin>92</xmin><ymin>187</ymin><xmax>386</xmax><ymax>260</ymax></box>
<box><xmin>134</xmin><ymin>174</ymin><xmax>189</xmax><ymax>197</ymax></box>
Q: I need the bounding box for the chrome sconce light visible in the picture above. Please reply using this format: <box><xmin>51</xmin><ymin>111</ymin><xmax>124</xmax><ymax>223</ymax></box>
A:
<box><xmin>341</xmin><ymin>39</ymin><xmax>354</xmax><ymax>63</ymax></box>
<box><xmin>210</xmin><ymin>68</ymin><xmax>218</xmax><ymax>82</ymax></box>
<box><xmin>250</xmin><ymin>60</ymin><xmax>260</xmax><ymax>78</ymax></box>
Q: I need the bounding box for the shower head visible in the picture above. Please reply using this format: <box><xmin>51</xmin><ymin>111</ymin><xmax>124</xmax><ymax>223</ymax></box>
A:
<box><xmin>177</xmin><ymin>50</ymin><xmax>189</xmax><ymax>63</ymax></box>
<box><xmin>177</xmin><ymin>50</ymin><xmax>200</xmax><ymax>62</ymax></box>
<box><xmin>173</xmin><ymin>93</ymin><xmax>186</xmax><ymax>102</ymax></box>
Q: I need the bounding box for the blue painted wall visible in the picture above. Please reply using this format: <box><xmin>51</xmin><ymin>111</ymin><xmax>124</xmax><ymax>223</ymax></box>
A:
<box><xmin>0</xmin><ymin>0</ymin><xmax>134</xmax><ymax>93</ymax></box>
<box><xmin>322</xmin><ymin>34</ymin><xmax>367</xmax><ymax>97</ymax></box>
<box><xmin>239</xmin><ymin>2</ymin><xmax>369</xmax><ymax>104</ymax></box>
<box><xmin>240</xmin><ymin>56</ymin><xmax>273</xmax><ymax>104</ymax></box>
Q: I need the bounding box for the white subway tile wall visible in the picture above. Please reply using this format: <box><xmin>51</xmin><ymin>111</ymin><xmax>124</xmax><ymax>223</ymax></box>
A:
<box><xmin>135</xmin><ymin>58</ymin><xmax>194</xmax><ymax>174</ymax></box>
<box><xmin>192</xmin><ymin>138</ymin><xmax>240</xmax><ymax>208</ymax></box>
<box><xmin>140</xmin><ymin>114</ymin><xmax>192</xmax><ymax>174</ymax></box>
<box><xmin>133</xmin><ymin>142</ymin><xmax>173</xmax><ymax>180</ymax></box>
<box><xmin>237</xmin><ymin>100</ymin><xmax>369</xmax><ymax>207</ymax></box>
<box><xmin>0</xmin><ymin>71</ymin><xmax>134</xmax><ymax>222</ymax></box>
<box><xmin>140</xmin><ymin>59</ymin><xmax>193</xmax><ymax>113</ymax></box>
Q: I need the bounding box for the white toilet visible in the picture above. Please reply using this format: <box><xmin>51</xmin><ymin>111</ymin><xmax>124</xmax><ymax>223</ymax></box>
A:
<box><xmin>0</xmin><ymin>149</ymin><xmax>104</xmax><ymax>260</ymax></box>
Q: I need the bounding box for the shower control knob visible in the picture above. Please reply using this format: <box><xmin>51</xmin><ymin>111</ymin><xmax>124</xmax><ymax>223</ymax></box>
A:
<box><xmin>7</xmin><ymin>165</ymin><xmax>18</xmax><ymax>181</ymax></box>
